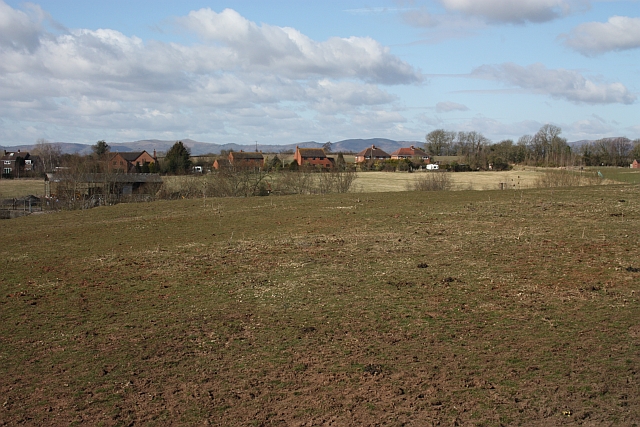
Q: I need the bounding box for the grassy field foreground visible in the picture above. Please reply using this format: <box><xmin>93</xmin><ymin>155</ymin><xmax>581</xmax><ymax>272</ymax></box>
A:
<box><xmin>1</xmin><ymin>186</ymin><xmax>639</xmax><ymax>425</ymax></box>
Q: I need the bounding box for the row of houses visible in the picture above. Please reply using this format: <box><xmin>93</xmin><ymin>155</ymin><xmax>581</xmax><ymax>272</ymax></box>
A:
<box><xmin>213</xmin><ymin>147</ymin><xmax>335</xmax><ymax>170</ymax></box>
<box><xmin>212</xmin><ymin>145</ymin><xmax>433</xmax><ymax>170</ymax></box>
<box><xmin>354</xmin><ymin>145</ymin><xmax>430</xmax><ymax>163</ymax></box>
<box><xmin>1</xmin><ymin>149</ymin><xmax>159</xmax><ymax>178</ymax></box>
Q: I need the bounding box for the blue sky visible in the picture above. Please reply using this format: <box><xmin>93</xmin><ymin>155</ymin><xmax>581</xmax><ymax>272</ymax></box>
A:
<box><xmin>1</xmin><ymin>0</ymin><xmax>638</xmax><ymax>146</ymax></box>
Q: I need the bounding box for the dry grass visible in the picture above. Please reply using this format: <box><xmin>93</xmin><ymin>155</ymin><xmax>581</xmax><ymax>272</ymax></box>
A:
<box><xmin>0</xmin><ymin>178</ymin><xmax>44</xmax><ymax>198</ymax></box>
<box><xmin>352</xmin><ymin>168</ymin><xmax>542</xmax><ymax>192</ymax></box>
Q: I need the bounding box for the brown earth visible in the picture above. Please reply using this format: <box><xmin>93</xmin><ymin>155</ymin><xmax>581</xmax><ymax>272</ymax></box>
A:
<box><xmin>1</xmin><ymin>185</ymin><xmax>639</xmax><ymax>426</ymax></box>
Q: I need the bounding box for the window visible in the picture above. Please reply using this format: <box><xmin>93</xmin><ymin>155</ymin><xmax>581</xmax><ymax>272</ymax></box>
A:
<box><xmin>3</xmin><ymin>161</ymin><xmax>10</xmax><ymax>165</ymax></box>
<box><xmin>3</xmin><ymin>168</ymin><xmax>11</xmax><ymax>174</ymax></box>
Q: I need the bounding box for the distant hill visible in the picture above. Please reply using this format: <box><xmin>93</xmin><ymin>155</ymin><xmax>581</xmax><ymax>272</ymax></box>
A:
<box><xmin>4</xmin><ymin>137</ymin><xmax>635</xmax><ymax>157</ymax></box>
<box><xmin>2</xmin><ymin>138</ymin><xmax>419</xmax><ymax>156</ymax></box>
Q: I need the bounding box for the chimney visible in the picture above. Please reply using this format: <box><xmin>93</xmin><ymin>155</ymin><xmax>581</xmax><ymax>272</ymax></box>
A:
<box><xmin>153</xmin><ymin>149</ymin><xmax>157</xmax><ymax>159</ymax></box>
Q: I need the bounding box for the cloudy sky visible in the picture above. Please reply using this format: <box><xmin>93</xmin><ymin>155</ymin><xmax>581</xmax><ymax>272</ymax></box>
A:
<box><xmin>1</xmin><ymin>0</ymin><xmax>638</xmax><ymax>146</ymax></box>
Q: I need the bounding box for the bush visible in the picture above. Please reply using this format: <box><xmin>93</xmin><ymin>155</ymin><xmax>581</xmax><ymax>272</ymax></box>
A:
<box><xmin>534</xmin><ymin>169</ymin><xmax>601</xmax><ymax>188</ymax></box>
<box><xmin>410</xmin><ymin>172</ymin><xmax>452</xmax><ymax>191</ymax></box>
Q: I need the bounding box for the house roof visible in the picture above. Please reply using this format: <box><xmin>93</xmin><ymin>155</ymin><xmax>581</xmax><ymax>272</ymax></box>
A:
<box><xmin>356</xmin><ymin>146</ymin><xmax>390</xmax><ymax>158</ymax></box>
<box><xmin>2</xmin><ymin>151</ymin><xmax>30</xmax><ymax>161</ymax></box>
<box><xmin>297</xmin><ymin>148</ymin><xmax>327</xmax><ymax>158</ymax></box>
<box><xmin>390</xmin><ymin>146</ymin><xmax>428</xmax><ymax>157</ymax></box>
<box><xmin>46</xmin><ymin>173</ymin><xmax>162</xmax><ymax>183</ymax></box>
<box><xmin>230</xmin><ymin>151</ymin><xmax>264</xmax><ymax>160</ymax></box>
<box><xmin>111</xmin><ymin>151</ymin><xmax>149</xmax><ymax>162</ymax></box>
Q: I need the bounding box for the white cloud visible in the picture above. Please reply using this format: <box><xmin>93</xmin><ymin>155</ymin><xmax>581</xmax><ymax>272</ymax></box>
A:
<box><xmin>562</xmin><ymin>16</ymin><xmax>640</xmax><ymax>56</ymax></box>
<box><xmin>0</xmin><ymin>3</ymin><xmax>420</xmax><ymax>144</ymax></box>
<box><xmin>436</xmin><ymin>101</ymin><xmax>469</xmax><ymax>112</ymax></box>
<box><xmin>175</xmin><ymin>8</ymin><xmax>421</xmax><ymax>84</ymax></box>
<box><xmin>439</xmin><ymin>0</ymin><xmax>590</xmax><ymax>24</ymax></box>
<box><xmin>568</xmin><ymin>115</ymin><xmax>615</xmax><ymax>138</ymax></box>
<box><xmin>0</xmin><ymin>0</ymin><xmax>44</xmax><ymax>52</ymax></box>
<box><xmin>471</xmin><ymin>62</ymin><xmax>636</xmax><ymax>104</ymax></box>
<box><xmin>351</xmin><ymin>110</ymin><xmax>407</xmax><ymax>129</ymax></box>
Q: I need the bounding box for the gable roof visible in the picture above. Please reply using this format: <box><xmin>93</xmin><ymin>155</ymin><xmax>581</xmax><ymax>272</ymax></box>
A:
<box><xmin>297</xmin><ymin>148</ymin><xmax>327</xmax><ymax>158</ymax></box>
<box><xmin>111</xmin><ymin>151</ymin><xmax>148</xmax><ymax>162</ymax></box>
<box><xmin>46</xmin><ymin>173</ymin><xmax>162</xmax><ymax>183</ymax></box>
<box><xmin>230</xmin><ymin>151</ymin><xmax>264</xmax><ymax>160</ymax></box>
<box><xmin>2</xmin><ymin>151</ymin><xmax>30</xmax><ymax>161</ymax></box>
<box><xmin>356</xmin><ymin>146</ymin><xmax>390</xmax><ymax>158</ymax></box>
<box><xmin>390</xmin><ymin>146</ymin><xmax>428</xmax><ymax>157</ymax></box>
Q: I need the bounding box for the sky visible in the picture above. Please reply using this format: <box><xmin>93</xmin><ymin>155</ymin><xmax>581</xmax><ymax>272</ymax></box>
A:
<box><xmin>0</xmin><ymin>0</ymin><xmax>639</xmax><ymax>147</ymax></box>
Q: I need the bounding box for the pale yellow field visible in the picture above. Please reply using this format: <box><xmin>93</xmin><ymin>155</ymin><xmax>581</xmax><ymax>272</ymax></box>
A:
<box><xmin>0</xmin><ymin>179</ymin><xmax>45</xmax><ymax>198</ymax></box>
<box><xmin>351</xmin><ymin>168</ymin><xmax>542</xmax><ymax>192</ymax></box>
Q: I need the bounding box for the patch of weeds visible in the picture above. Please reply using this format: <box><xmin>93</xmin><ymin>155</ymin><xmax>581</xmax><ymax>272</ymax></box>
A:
<box><xmin>387</xmin><ymin>280</ymin><xmax>415</xmax><ymax>290</ymax></box>
<box><xmin>293</xmin><ymin>363</ymin><xmax>308</xmax><ymax>372</ymax></box>
<box><xmin>363</xmin><ymin>364</ymin><xmax>383</xmax><ymax>375</ymax></box>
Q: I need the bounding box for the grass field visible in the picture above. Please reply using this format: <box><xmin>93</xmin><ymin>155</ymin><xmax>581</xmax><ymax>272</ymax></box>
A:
<box><xmin>1</xmin><ymin>184</ymin><xmax>639</xmax><ymax>425</ymax></box>
<box><xmin>0</xmin><ymin>179</ymin><xmax>44</xmax><ymax>199</ymax></box>
<box><xmin>584</xmin><ymin>167</ymin><xmax>640</xmax><ymax>184</ymax></box>
<box><xmin>352</xmin><ymin>169</ymin><xmax>543</xmax><ymax>192</ymax></box>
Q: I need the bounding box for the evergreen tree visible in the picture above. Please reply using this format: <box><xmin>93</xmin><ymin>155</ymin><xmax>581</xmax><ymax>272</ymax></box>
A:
<box><xmin>163</xmin><ymin>141</ymin><xmax>192</xmax><ymax>174</ymax></box>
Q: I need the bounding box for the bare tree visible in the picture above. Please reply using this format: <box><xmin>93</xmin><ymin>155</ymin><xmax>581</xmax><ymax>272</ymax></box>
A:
<box><xmin>425</xmin><ymin>129</ymin><xmax>455</xmax><ymax>156</ymax></box>
<box><xmin>33</xmin><ymin>139</ymin><xmax>62</xmax><ymax>172</ymax></box>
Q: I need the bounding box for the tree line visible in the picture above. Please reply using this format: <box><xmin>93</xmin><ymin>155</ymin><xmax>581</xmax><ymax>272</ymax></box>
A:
<box><xmin>425</xmin><ymin>125</ymin><xmax>640</xmax><ymax>169</ymax></box>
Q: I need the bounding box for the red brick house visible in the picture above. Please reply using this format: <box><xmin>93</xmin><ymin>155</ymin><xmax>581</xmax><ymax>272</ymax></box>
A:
<box><xmin>2</xmin><ymin>150</ymin><xmax>39</xmax><ymax>178</ymax></box>
<box><xmin>213</xmin><ymin>158</ymin><xmax>231</xmax><ymax>170</ymax></box>
<box><xmin>354</xmin><ymin>145</ymin><xmax>391</xmax><ymax>163</ymax></box>
<box><xmin>294</xmin><ymin>147</ymin><xmax>334</xmax><ymax>168</ymax></box>
<box><xmin>632</xmin><ymin>159</ymin><xmax>639</xmax><ymax>169</ymax></box>
<box><xmin>390</xmin><ymin>146</ymin><xmax>430</xmax><ymax>162</ymax></box>
<box><xmin>228</xmin><ymin>151</ymin><xmax>264</xmax><ymax>169</ymax></box>
<box><xmin>110</xmin><ymin>151</ymin><xmax>157</xmax><ymax>173</ymax></box>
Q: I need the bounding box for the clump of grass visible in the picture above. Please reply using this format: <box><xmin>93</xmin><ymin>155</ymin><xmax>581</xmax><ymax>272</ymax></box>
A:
<box><xmin>534</xmin><ymin>169</ymin><xmax>601</xmax><ymax>187</ymax></box>
<box><xmin>410</xmin><ymin>172</ymin><xmax>452</xmax><ymax>191</ymax></box>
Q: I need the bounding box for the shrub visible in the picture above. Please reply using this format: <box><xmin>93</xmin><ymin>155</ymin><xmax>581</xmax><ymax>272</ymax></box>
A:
<box><xmin>410</xmin><ymin>172</ymin><xmax>452</xmax><ymax>191</ymax></box>
<box><xmin>534</xmin><ymin>169</ymin><xmax>601</xmax><ymax>188</ymax></box>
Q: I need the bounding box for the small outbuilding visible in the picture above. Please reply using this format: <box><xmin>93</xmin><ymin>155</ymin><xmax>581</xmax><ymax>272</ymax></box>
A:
<box><xmin>45</xmin><ymin>173</ymin><xmax>163</xmax><ymax>202</ymax></box>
